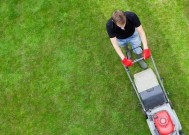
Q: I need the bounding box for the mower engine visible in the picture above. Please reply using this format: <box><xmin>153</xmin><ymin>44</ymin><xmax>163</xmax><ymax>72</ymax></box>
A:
<box><xmin>153</xmin><ymin>110</ymin><xmax>174</xmax><ymax>135</ymax></box>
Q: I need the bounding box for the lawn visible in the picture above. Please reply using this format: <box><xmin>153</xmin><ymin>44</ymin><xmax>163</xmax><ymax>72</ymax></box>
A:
<box><xmin>0</xmin><ymin>0</ymin><xmax>189</xmax><ymax>134</ymax></box>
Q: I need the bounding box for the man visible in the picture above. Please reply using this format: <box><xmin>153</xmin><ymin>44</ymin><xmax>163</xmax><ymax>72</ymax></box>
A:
<box><xmin>106</xmin><ymin>10</ymin><xmax>151</xmax><ymax>68</ymax></box>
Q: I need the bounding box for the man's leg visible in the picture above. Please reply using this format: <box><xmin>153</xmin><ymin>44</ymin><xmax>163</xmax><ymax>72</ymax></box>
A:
<box><xmin>129</xmin><ymin>30</ymin><xmax>147</xmax><ymax>69</ymax></box>
<box><xmin>117</xmin><ymin>38</ymin><xmax>131</xmax><ymax>59</ymax></box>
<box><xmin>123</xmin><ymin>46</ymin><xmax>131</xmax><ymax>59</ymax></box>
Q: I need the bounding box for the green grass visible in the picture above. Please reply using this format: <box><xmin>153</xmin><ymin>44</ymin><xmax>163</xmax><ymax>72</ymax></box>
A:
<box><xmin>0</xmin><ymin>0</ymin><xmax>189</xmax><ymax>134</ymax></box>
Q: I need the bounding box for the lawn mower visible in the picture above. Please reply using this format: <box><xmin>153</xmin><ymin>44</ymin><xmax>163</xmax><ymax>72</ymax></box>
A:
<box><xmin>123</xmin><ymin>51</ymin><xmax>184</xmax><ymax>135</ymax></box>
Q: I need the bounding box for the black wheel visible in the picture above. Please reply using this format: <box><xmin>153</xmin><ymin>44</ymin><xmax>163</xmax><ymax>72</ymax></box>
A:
<box><xmin>179</xmin><ymin>130</ymin><xmax>184</xmax><ymax>135</ymax></box>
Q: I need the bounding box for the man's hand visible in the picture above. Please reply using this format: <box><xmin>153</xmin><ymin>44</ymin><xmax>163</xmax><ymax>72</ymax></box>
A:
<box><xmin>143</xmin><ymin>48</ymin><xmax>151</xmax><ymax>60</ymax></box>
<box><xmin>122</xmin><ymin>57</ymin><xmax>133</xmax><ymax>67</ymax></box>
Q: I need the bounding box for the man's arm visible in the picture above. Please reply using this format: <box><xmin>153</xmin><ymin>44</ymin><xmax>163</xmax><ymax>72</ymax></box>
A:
<box><xmin>136</xmin><ymin>25</ymin><xmax>148</xmax><ymax>49</ymax></box>
<box><xmin>110</xmin><ymin>37</ymin><xmax>125</xmax><ymax>60</ymax></box>
<box><xmin>110</xmin><ymin>37</ymin><xmax>133</xmax><ymax>67</ymax></box>
<box><xmin>137</xmin><ymin>25</ymin><xmax>151</xmax><ymax>59</ymax></box>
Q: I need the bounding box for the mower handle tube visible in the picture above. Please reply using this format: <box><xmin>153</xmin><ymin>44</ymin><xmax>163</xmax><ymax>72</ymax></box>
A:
<box><xmin>132</xmin><ymin>57</ymin><xmax>144</xmax><ymax>64</ymax></box>
<box><xmin>124</xmin><ymin>46</ymin><xmax>170</xmax><ymax>103</ymax></box>
<box><xmin>127</xmin><ymin>54</ymin><xmax>170</xmax><ymax>103</ymax></box>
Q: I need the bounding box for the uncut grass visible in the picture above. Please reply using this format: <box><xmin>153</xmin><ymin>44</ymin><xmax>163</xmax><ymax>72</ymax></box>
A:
<box><xmin>0</xmin><ymin>0</ymin><xmax>189</xmax><ymax>135</ymax></box>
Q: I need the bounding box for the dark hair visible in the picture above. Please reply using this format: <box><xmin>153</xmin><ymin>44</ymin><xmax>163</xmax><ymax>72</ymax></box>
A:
<box><xmin>112</xmin><ymin>10</ymin><xmax>126</xmax><ymax>25</ymax></box>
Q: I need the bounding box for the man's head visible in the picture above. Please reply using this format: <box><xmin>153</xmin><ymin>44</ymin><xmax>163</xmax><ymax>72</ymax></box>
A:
<box><xmin>112</xmin><ymin>10</ymin><xmax>126</xmax><ymax>28</ymax></box>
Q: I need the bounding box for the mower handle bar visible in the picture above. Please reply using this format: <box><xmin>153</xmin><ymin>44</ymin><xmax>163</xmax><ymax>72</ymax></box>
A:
<box><xmin>132</xmin><ymin>57</ymin><xmax>144</xmax><ymax>64</ymax></box>
<box><xmin>124</xmin><ymin>54</ymin><xmax>170</xmax><ymax>111</ymax></box>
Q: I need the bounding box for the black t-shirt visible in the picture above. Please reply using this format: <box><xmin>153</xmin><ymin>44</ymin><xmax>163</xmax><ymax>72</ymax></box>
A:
<box><xmin>106</xmin><ymin>11</ymin><xmax>141</xmax><ymax>39</ymax></box>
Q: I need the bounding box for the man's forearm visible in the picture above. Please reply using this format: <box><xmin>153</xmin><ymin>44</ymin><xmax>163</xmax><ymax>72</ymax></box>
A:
<box><xmin>110</xmin><ymin>38</ymin><xmax>125</xmax><ymax>60</ymax></box>
<box><xmin>137</xmin><ymin>25</ymin><xmax>148</xmax><ymax>49</ymax></box>
<box><xmin>140</xmin><ymin>31</ymin><xmax>148</xmax><ymax>49</ymax></box>
<box><xmin>112</xmin><ymin>43</ymin><xmax>125</xmax><ymax>60</ymax></box>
